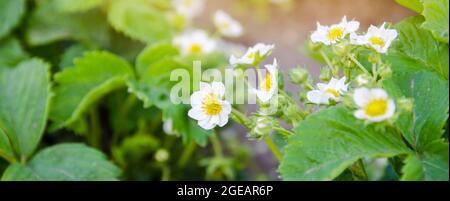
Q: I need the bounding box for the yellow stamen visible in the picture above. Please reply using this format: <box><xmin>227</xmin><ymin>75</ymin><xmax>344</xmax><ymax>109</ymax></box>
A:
<box><xmin>261</xmin><ymin>73</ymin><xmax>273</xmax><ymax>92</ymax></box>
<box><xmin>201</xmin><ymin>93</ymin><xmax>222</xmax><ymax>116</ymax></box>
<box><xmin>327</xmin><ymin>27</ymin><xmax>344</xmax><ymax>42</ymax></box>
<box><xmin>325</xmin><ymin>88</ymin><xmax>340</xmax><ymax>97</ymax></box>
<box><xmin>246</xmin><ymin>51</ymin><xmax>256</xmax><ymax>59</ymax></box>
<box><xmin>365</xmin><ymin>99</ymin><xmax>388</xmax><ymax>117</ymax></box>
<box><xmin>369</xmin><ymin>36</ymin><xmax>385</xmax><ymax>48</ymax></box>
<box><xmin>189</xmin><ymin>43</ymin><xmax>203</xmax><ymax>54</ymax></box>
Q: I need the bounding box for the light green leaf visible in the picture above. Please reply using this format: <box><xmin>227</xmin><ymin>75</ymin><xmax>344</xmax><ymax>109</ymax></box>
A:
<box><xmin>136</xmin><ymin>43</ymin><xmax>179</xmax><ymax>76</ymax></box>
<box><xmin>59</xmin><ymin>44</ymin><xmax>95</xmax><ymax>70</ymax></box>
<box><xmin>1</xmin><ymin>143</ymin><xmax>121</xmax><ymax>181</ymax></box>
<box><xmin>279</xmin><ymin>106</ymin><xmax>411</xmax><ymax>181</ymax></box>
<box><xmin>0</xmin><ymin>37</ymin><xmax>28</xmax><ymax>68</ymax></box>
<box><xmin>26</xmin><ymin>2</ymin><xmax>110</xmax><ymax>46</ymax></box>
<box><xmin>383</xmin><ymin>66</ymin><xmax>449</xmax><ymax>151</ymax></box>
<box><xmin>0</xmin><ymin>59</ymin><xmax>51</xmax><ymax>158</ymax></box>
<box><xmin>50</xmin><ymin>0</ymin><xmax>105</xmax><ymax>13</ymax></box>
<box><xmin>107</xmin><ymin>0</ymin><xmax>174</xmax><ymax>43</ymax></box>
<box><xmin>401</xmin><ymin>141</ymin><xmax>449</xmax><ymax>181</ymax></box>
<box><xmin>391</xmin><ymin>16</ymin><xmax>449</xmax><ymax>79</ymax></box>
<box><xmin>49</xmin><ymin>51</ymin><xmax>134</xmax><ymax>130</ymax></box>
<box><xmin>395</xmin><ymin>0</ymin><xmax>423</xmax><ymax>13</ymax></box>
<box><xmin>421</xmin><ymin>0</ymin><xmax>449</xmax><ymax>43</ymax></box>
<box><xmin>0</xmin><ymin>128</ymin><xmax>14</xmax><ymax>162</ymax></box>
<box><xmin>0</xmin><ymin>0</ymin><xmax>26</xmax><ymax>39</ymax></box>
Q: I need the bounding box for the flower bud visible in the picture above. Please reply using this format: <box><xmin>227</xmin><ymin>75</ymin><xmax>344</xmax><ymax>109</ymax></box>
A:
<box><xmin>249</xmin><ymin>116</ymin><xmax>273</xmax><ymax>139</ymax></box>
<box><xmin>154</xmin><ymin>149</ymin><xmax>170</xmax><ymax>162</ymax></box>
<box><xmin>289</xmin><ymin>67</ymin><xmax>309</xmax><ymax>84</ymax></box>
<box><xmin>368</xmin><ymin>53</ymin><xmax>381</xmax><ymax>64</ymax></box>
<box><xmin>319</xmin><ymin>67</ymin><xmax>332</xmax><ymax>81</ymax></box>
<box><xmin>398</xmin><ymin>98</ymin><xmax>414</xmax><ymax>113</ymax></box>
<box><xmin>356</xmin><ymin>74</ymin><xmax>370</xmax><ymax>86</ymax></box>
<box><xmin>378</xmin><ymin>64</ymin><xmax>392</xmax><ymax>78</ymax></box>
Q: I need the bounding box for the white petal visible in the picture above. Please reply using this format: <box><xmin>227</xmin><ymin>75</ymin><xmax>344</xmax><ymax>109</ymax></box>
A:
<box><xmin>354</xmin><ymin>109</ymin><xmax>367</xmax><ymax>120</ymax></box>
<box><xmin>346</xmin><ymin>20</ymin><xmax>360</xmax><ymax>33</ymax></box>
<box><xmin>371</xmin><ymin>88</ymin><xmax>388</xmax><ymax>100</ymax></box>
<box><xmin>198</xmin><ymin>116</ymin><xmax>216</xmax><ymax>130</ymax></box>
<box><xmin>188</xmin><ymin>107</ymin><xmax>206</xmax><ymax>120</ymax></box>
<box><xmin>353</xmin><ymin>87</ymin><xmax>370</xmax><ymax>107</ymax></box>
<box><xmin>217</xmin><ymin>111</ymin><xmax>229</xmax><ymax>127</ymax></box>
<box><xmin>199</xmin><ymin>82</ymin><xmax>211</xmax><ymax>92</ymax></box>
<box><xmin>211</xmin><ymin>82</ymin><xmax>225</xmax><ymax>97</ymax></box>
<box><xmin>190</xmin><ymin>91</ymin><xmax>204</xmax><ymax>106</ymax></box>
<box><xmin>307</xmin><ymin>90</ymin><xmax>328</xmax><ymax>104</ymax></box>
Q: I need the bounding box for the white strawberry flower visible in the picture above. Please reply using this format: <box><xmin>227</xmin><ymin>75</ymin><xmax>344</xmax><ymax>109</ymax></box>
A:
<box><xmin>311</xmin><ymin>16</ymin><xmax>360</xmax><ymax>45</ymax></box>
<box><xmin>254</xmin><ymin>58</ymin><xmax>278</xmax><ymax>102</ymax></box>
<box><xmin>350</xmin><ymin>23</ymin><xmax>398</xmax><ymax>54</ymax></box>
<box><xmin>188</xmin><ymin>82</ymin><xmax>231</xmax><ymax>130</ymax></box>
<box><xmin>173</xmin><ymin>30</ymin><xmax>216</xmax><ymax>56</ymax></box>
<box><xmin>353</xmin><ymin>87</ymin><xmax>396</xmax><ymax>122</ymax></box>
<box><xmin>214</xmin><ymin>10</ymin><xmax>243</xmax><ymax>38</ymax></box>
<box><xmin>306</xmin><ymin>77</ymin><xmax>348</xmax><ymax>105</ymax></box>
<box><xmin>229</xmin><ymin>43</ymin><xmax>274</xmax><ymax>67</ymax></box>
<box><xmin>173</xmin><ymin>0</ymin><xmax>204</xmax><ymax>19</ymax></box>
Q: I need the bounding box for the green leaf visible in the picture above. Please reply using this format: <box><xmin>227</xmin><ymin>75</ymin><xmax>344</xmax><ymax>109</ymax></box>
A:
<box><xmin>421</xmin><ymin>0</ymin><xmax>449</xmax><ymax>43</ymax></box>
<box><xmin>395</xmin><ymin>0</ymin><xmax>423</xmax><ymax>13</ymax></box>
<box><xmin>279</xmin><ymin>106</ymin><xmax>411</xmax><ymax>181</ymax></box>
<box><xmin>49</xmin><ymin>51</ymin><xmax>134</xmax><ymax>130</ymax></box>
<box><xmin>107</xmin><ymin>0</ymin><xmax>174</xmax><ymax>44</ymax></box>
<box><xmin>1</xmin><ymin>143</ymin><xmax>121</xmax><ymax>181</ymax></box>
<box><xmin>0</xmin><ymin>0</ymin><xmax>26</xmax><ymax>39</ymax></box>
<box><xmin>59</xmin><ymin>44</ymin><xmax>95</xmax><ymax>70</ymax></box>
<box><xmin>401</xmin><ymin>141</ymin><xmax>449</xmax><ymax>181</ymax></box>
<box><xmin>391</xmin><ymin>16</ymin><xmax>449</xmax><ymax>79</ymax></box>
<box><xmin>383</xmin><ymin>67</ymin><xmax>449</xmax><ymax>151</ymax></box>
<box><xmin>50</xmin><ymin>0</ymin><xmax>105</xmax><ymax>13</ymax></box>
<box><xmin>0</xmin><ymin>37</ymin><xmax>28</xmax><ymax>68</ymax></box>
<box><xmin>0</xmin><ymin>128</ymin><xmax>14</xmax><ymax>162</ymax></box>
<box><xmin>136</xmin><ymin>43</ymin><xmax>179</xmax><ymax>76</ymax></box>
<box><xmin>26</xmin><ymin>2</ymin><xmax>110</xmax><ymax>46</ymax></box>
<box><xmin>0</xmin><ymin>59</ymin><xmax>51</xmax><ymax>158</ymax></box>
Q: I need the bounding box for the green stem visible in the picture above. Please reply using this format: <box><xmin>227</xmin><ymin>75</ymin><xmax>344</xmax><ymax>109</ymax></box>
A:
<box><xmin>89</xmin><ymin>108</ymin><xmax>102</xmax><ymax>149</ymax></box>
<box><xmin>348</xmin><ymin>54</ymin><xmax>370</xmax><ymax>75</ymax></box>
<box><xmin>161</xmin><ymin>165</ymin><xmax>171</xmax><ymax>181</ymax></box>
<box><xmin>177</xmin><ymin>141</ymin><xmax>196</xmax><ymax>168</ymax></box>
<box><xmin>264</xmin><ymin>135</ymin><xmax>282</xmax><ymax>161</ymax></box>
<box><xmin>273</xmin><ymin>126</ymin><xmax>295</xmax><ymax>137</ymax></box>
<box><xmin>320</xmin><ymin>50</ymin><xmax>337</xmax><ymax>76</ymax></box>
<box><xmin>231</xmin><ymin>107</ymin><xmax>250</xmax><ymax>127</ymax></box>
<box><xmin>210</xmin><ymin>134</ymin><xmax>223</xmax><ymax>157</ymax></box>
<box><xmin>349</xmin><ymin>159</ymin><xmax>369</xmax><ymax>181</ymax></box>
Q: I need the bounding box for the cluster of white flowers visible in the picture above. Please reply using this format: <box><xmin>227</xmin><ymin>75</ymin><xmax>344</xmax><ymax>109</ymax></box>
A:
<box><xmin>171</xmin><ymin>0</ymin><xmax>244</xmax><ymax>56</ymax></box>
<box><xmin>311</xmin><ymin>16</ymin><xmax>398</xmax><ymax>54</ymax></box>
<box><xmin>305</xmin><ymin>16</ymin><xmax>398</xmax><ymax>122</ymax></box>
<box><xmin>187</xmin><ymin>42</ymin><xmax>276</xmax><ymax>129</ymax></box>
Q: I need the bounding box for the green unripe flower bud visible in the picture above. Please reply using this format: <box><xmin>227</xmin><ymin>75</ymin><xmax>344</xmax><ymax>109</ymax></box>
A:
<box><xmin>249</xmin><ymin>116</ymin><xmax>273</xmax><ymax>140</ymax></box>
<box><xmin>289</xmin><ymin>67</ymin><xmax>309</xmax><ymax>84</ymax></box>
<box><xmin>379</xmin><ymin>64</ymin><xmax>392</xmax><ymax>78</ymax></box>
<box><xmin>154</xmin><ymin>149</ymin><xmax>170</xmax><ymax>162</ymax></box>
<box><xmin>333</xmin><ymin>42</ymin><xmax>350</xmax><ymax>56</ymax></box>
<box><xmin>299</xmin><ymin>91</ymin><xmax>307</xmax><ymax>102</ymax></box>
<box><xmin>319</xmin><ymin>67</ymin><xmax>332</xmax><ymax>81</ymax></box>
<box><xmin>368</xmin><ymin>53</ymin><xmax>381</xmax><ymax>64</ymax></box>
<box><xmin>398</xmin><ymin>98</ymin><xmax>414</xmax><ymax>113</ymax></box>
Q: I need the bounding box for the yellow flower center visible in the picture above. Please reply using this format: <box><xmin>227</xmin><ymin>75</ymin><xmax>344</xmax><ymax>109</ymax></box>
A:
<box><xmin>189</xmin><ymin>43</ymin><xmax>203</xmax><ymax>54</ymax></box>
<box><xmin>201</xmin><ymin>93</ymin><xmax>222</xmax><ymax>116</ymax></box>
<box><xmin>325</xmin><ymin>88</ymin><xmax>340</xmax><ymax>97</ymax></box>
<box><xmin>369</xmin><ymin>36</ymin><xmax>385</xmax><ymax>48</ymax></box>
<box><xmin>246</xmin><ymin>51</ymin><xmax>256</xmax><ymax>59</ymax></box>
<box><xmin>261</xmin><ymin>73</ymin><xmax>273</xmax><ymax>92</ymax></box>
<box><xmin>365</xmin><ymin>99</ymin><xmax>388</xmax><ymax>117</ymax></box>
<box><xmin>327</xmin><ymin>27</ymin><xmax>344</xmax><ymax>42</ymax></box>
